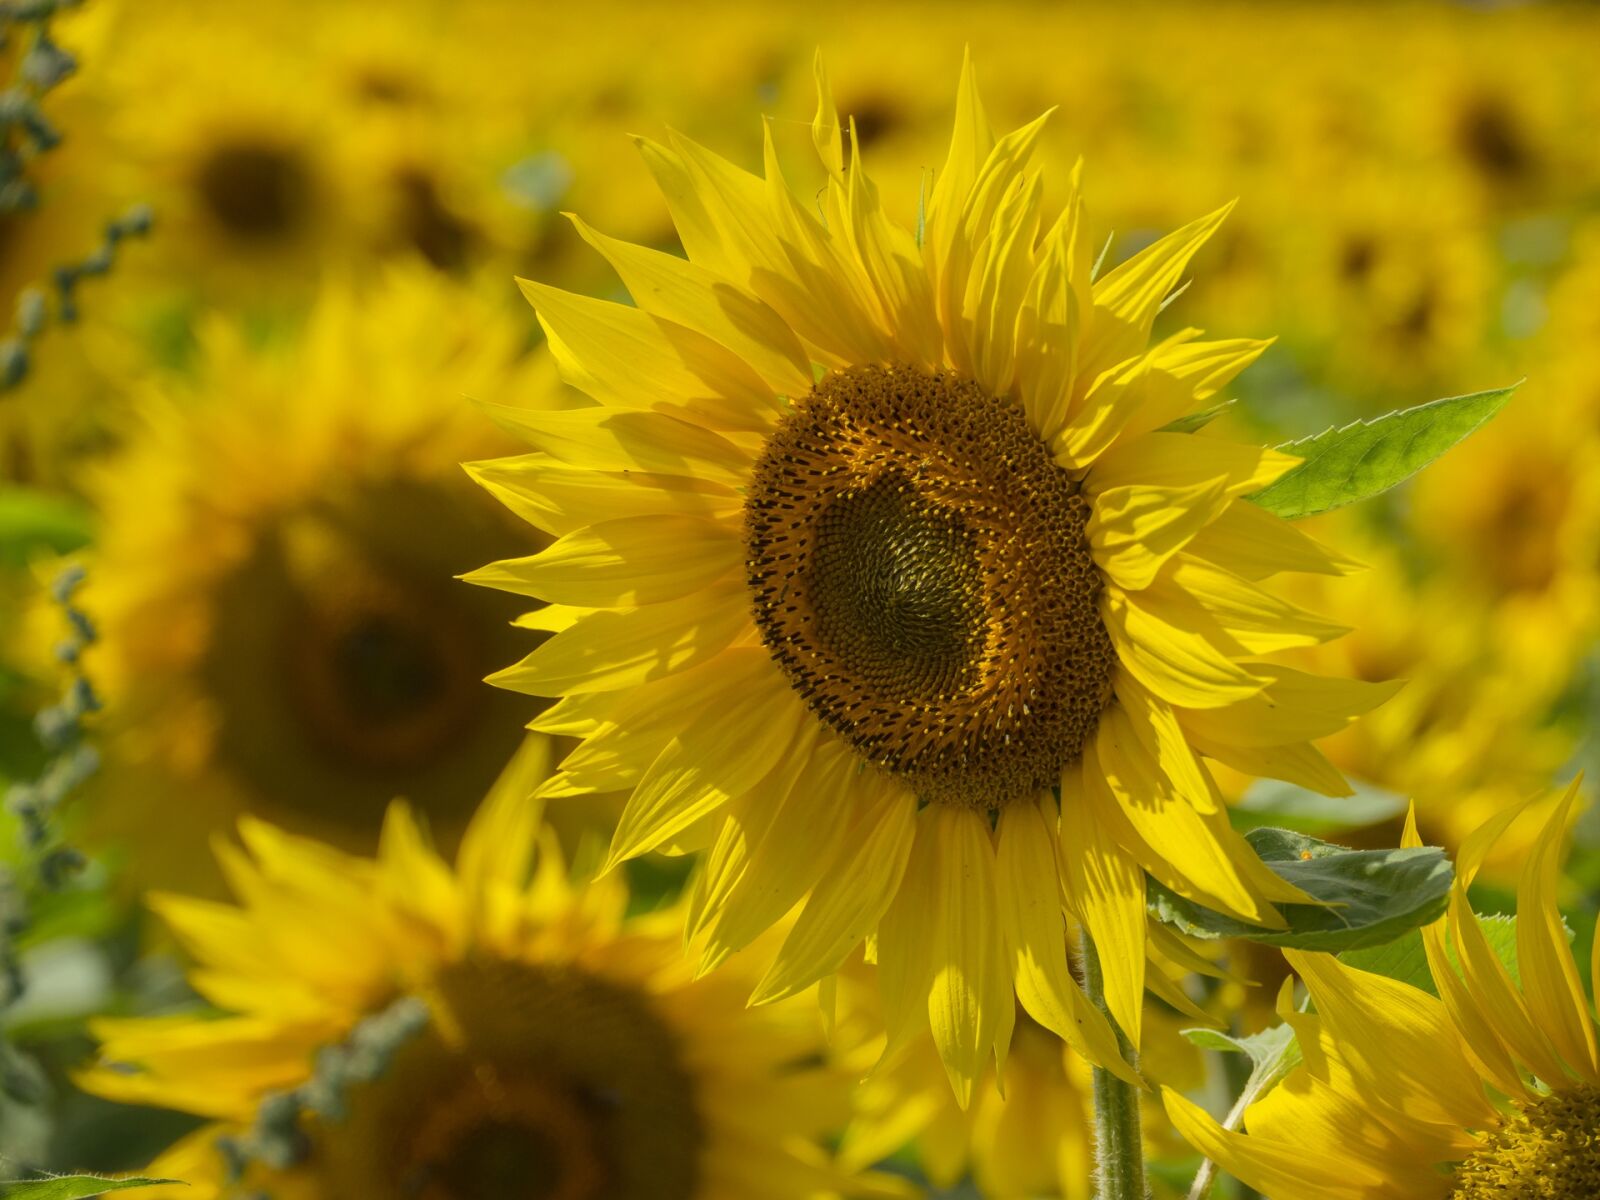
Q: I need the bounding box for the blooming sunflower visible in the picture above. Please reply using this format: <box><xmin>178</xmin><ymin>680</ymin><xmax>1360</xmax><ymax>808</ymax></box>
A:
<box><xmin>78</xmin><ymin>738</ymin><xmax>895</xmax><ymax>1200</ymax></box>
<box><xmin>470</xmin><ymin>55</ymin><xmax>1392</xmax><ymax>1101</ymax></box>
<box><xmin>1165</xmin><ymin>780</ymin><xmax>1600</xmax><ymax>1199</ymax></box>
<box><xmin>81</xmin><ymin>269</ymin><xmax>551</xmax><ymax>892</ymax></box>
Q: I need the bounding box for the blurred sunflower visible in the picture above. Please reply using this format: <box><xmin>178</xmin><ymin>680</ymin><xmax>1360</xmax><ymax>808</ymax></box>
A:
<box><xmin>81</xmin><ymin>268</ymin><xmax>548</xmax><ymax>891</ymax></box>
<box><xmin>468</xmin><ymin>55</ymin><xmax>1394</xmax><ymax>1102</ymax></box>
<box><xmin>1272</xmin><ymin>519</ymin><xmax>1577</xmax><ymax>879</ymax></box>
<box><xmin>1408</xmin><ymin>392</ymin><xmax>1600</xmax><ymax>683</ymax></box>
<box><xmin>78</xmin><ymin>739</ymin><xmax>895</xmax><ymax>1200</ymax></box>
<box><xmin>1166</xmin><ymin>782</ymin><xmax>1600</xmax><ymax>1199</ymax></box>
<box><xmin>90</xmin><ymin>1</ymin><xmax>550</xmax><ymax>311</ymax></box>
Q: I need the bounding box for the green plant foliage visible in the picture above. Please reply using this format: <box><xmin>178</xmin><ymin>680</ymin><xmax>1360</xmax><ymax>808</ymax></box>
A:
<box><xmin>0</xmin><ymin>1177</ymin><xmax>179</xmax><ymax>1199</ymax></box>
<box><xmin>0</xmin><ymin>490</ymin><xmax>92</xmax><ymax>568</ymax></box>
<box><xmin>1247</xmin><ymin>384</ymin><xmax>1520</xmax><ymax>519</ymax></box>
<box><xmin>1146</xmin><ymin>827</ymin><xmax>1453</xmax><ymax>951</ymax></box>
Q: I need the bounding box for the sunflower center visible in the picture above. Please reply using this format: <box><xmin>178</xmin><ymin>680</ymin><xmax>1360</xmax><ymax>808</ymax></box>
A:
<box><xmin>1450</xmin><ymin>1086</ymin><xmax>1600</xmax><ymax>1199</ymax></box>
<box><xmin>320</xmin><ymin>959</ymin><xmax>702</xmax><ymax>1200</ymax></box>
<box><xmin>745</xmin><ymin>364</ymin><xmax>1115</xmax><ymax>808</ymax></box>
<box><xmin>201</xmin><ymin>479</ymin><xmax>533</xmax><ymax>844</ymax></box>
<box><xmin>194</xmin><ymin>140</ymin><xmax>312</xmax><ymax>241</ymax></box>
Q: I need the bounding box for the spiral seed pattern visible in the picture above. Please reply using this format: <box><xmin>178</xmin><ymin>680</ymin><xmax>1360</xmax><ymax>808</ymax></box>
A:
<box><xmin>745</xmin><ymin>364</ymin><xmax>1116</xmax><ymax>808</ymax></box>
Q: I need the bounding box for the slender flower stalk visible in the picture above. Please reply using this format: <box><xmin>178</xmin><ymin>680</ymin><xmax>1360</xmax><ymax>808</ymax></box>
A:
<box><xmin>1081</xmin><ymin>931</ymin><xmax>1148</xmax><ymax>1200</ymax></box>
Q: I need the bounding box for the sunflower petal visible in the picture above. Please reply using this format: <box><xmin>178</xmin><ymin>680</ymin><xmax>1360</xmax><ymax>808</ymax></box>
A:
<box><xmin>1059</xmin><ymin>765</ymin><xmax>1147</xmax><ymax>1048</ymax></box>
<box><xmin>1515</xmin><ymin>779</ymin><xmax>1599</xmax><ymax>1079</ymax></box>
<box><xmin>927</xmin><ymin>805</ymin><xmax>1010</xmax><ymax>1108</ymax></box>
<box><xmin>1102</xmin><ymin>588</ymin><xmax>1267</xmax><ymax>708</ymax></box>
<box><xmin>996</xmin><ymin>798</ymin><xmax>1141</xmax><ymax>1085</ymax></box>
<box><xmin>753</xmin><ymin>781</ymin><xmax>918</xmax><ymax>1004</ymax></box>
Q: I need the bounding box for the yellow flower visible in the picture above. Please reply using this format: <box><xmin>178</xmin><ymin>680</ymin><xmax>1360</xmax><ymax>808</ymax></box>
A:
<box><xmin>78</xmin><ymin>739</ymin><xmax>893</xmax><ymax>1200</ymax></box>
<box><xmin>81</xmin><ymin>268</ymin><xmax>550</xmax><ymax>893</ymax></box>
<box><xmin>1165</xmin><ymin>781</ymin><xmax>1600</xmax><ymax>1199</ymax></box>
<box><xmin>469</xmin><ymin>55</ymin><xmax>1392</xmax><ymax>1103</ymax></box>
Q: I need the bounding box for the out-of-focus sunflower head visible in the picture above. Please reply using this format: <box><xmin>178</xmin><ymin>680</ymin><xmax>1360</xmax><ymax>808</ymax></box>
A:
<box><xmin>1262</xmin><ymin>510</ymin><xmax>1580</xmax><ymax>878</ymax></box>
<box><xmin>77</xmin><ymin>266</ymin><xmax>561</xmax><ymax>892</ymax></box>
<box><xmin>1275</xmin><ymin>173</ymin><xmax>1497</xmax><ymax>399</ymax></box>
<box><xmin>77</xmin><ymin>739</ymin><xmax>899</xmax><ymax>1200</ymax></box>
<box><xmin>1408</xmin><ymin>385</ymin><xmax>1600</xmax><ymax>669</ymax></box>
<box><xmin>89</xmin><ymin>1</ymin><xmax>565</xmax><ymax>313</ymax></box>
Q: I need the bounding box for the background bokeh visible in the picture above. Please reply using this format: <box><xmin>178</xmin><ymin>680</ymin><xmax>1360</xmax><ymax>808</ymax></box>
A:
<box><xmin>3</xmin><ymin>1</ymin><xmax>1598</xmax><ymax>1196</ymax></box>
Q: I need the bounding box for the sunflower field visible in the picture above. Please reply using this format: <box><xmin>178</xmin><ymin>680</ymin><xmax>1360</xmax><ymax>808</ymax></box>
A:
<box><xmin>2</xmin><ymin>2</ymin><xmax>1599</xmax><ymax>1198</ymax></box>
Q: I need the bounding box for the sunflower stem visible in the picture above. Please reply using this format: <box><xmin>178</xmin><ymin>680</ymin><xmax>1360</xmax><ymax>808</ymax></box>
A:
<box><xmin>1080</xmin><ymin>930</ymin><xmax>1149</xmax><ymax>1200</ymax></box>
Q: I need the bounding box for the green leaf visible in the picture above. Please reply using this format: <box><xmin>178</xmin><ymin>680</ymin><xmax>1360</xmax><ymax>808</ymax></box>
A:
<box><xmin>0</xmin><ymin>488</ymin><xmax>93</xmax><ymax>567</ymax></box>
<box><xmin>1339</xmin><ymin>913</ymin><xmax>1527</xmax><ymax>998</ymax></box>
<box><xmin>1247</xmin><ymin>384</ymin><xmax>1519</xmax><ymax>519</ymax></box>
<box><xmin>1340</xmin><ymin>928</ymin><xmax>1436</xmax><ymax>994</ymax></box>
<box><xmin>0</xmin><ymin>1178</ymin><xmax>180</xmax><ymax>1199</ymax></box>
<box><xmin>1146</xmin><ymin>827</ymin><xmax>1453</xmax><ymax>952</ymax></box>
<box><xmin>1231</xmin><ymin>777</ymin><xmax>1408</xmax><ymax>834</ymax></box>
<box><xmin>1181</xmin><ymin>1021</ymin><xmax>1299</xmax><ymax>1075</ymax></box>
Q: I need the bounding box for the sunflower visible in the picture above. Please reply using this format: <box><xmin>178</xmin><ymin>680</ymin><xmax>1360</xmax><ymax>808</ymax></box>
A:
<box><xmin>469</xmin><ymin>55</ymin><xmax>1393</xmax><ymax>1102</ymax></box>
<box><xmin>77</xmin><ymin>738</ymin><xmax>895</xmax><ymax>1200</ymax></box>
<box><xmin>81</xmin><ymin>268</ymin><xmax>551</xmax><ymax>893</ymax></box>
<box><xmin>1165</xmin><ymin>781</ymin><xmax>1599</xmax><ymax>1199</ymax></box>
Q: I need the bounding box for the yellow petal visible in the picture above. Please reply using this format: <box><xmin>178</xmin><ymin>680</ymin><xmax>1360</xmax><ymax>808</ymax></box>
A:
<box><xmin>1087</xmin><ymin>479</ymin><xmax>1232</xmax><ymax>591</ymax></box>
<box><xmin>876</xmin><ymin>806</ymin><xmax>944</xmax><ymax>1064</ymax></box>
<box><xmin>467</xmin><ymin>452</ymin><xmax>740</xmax><ymax>538</ymax></box>
<box><xmin>1114</xmin><ymin>671</ymin><xmax>1218</xmax><ymax>814</ymax></box>
<box><xmin>1102</xmin><ymin>587</ymin><xmax>1267</xmax><ymax>708</ymax></box>
<box><xmin>926</xmin><ymin>805</ymin><xmax>1010</xmax><ymax>1108</ymax></box>
<box><xmin>811</xmin><ymin>50</ymin><xmax>844</xmax><ymax>173</ymax></box>
<box><xmin>1092</xmin><ymin>715</ymin><xmax>1297</xmax><ymax>923</ymax></box>
<box><xmin>1185</xmin><ymin>498</ymin><xmax>1362</xmax><ymax>580</ymax></box>
<box><xmin>1087</xmin><ymin>432</ymin><xmax>1299</xmax><ymax>500</ymax></box>
<box><xmin>474</xmin><ymin>403</ymin><xmax>751</xmax><ymax>486</ymax></box>
<box><xmin>1178</xmin><ymin>666</ymin><xmax>1402</xmax><ymax>749</ymax></box>
<box><xmin>603</xmin><ymin>654</ymin><xmax>806</xmax><ymax>868</ymax></box>
<box><xmin>1288</xmin><ymin>950</ymin><xmax>1497</xmax><ymax>1131</ymax></box>
<box><xmin>1147</xmin><ymin>555</ymin><xmax>1349</xmax><ymax>655</ymax></box>
<box><xmin>567</xmin><ymin>214</ymin><xmax>812</xmax><ymax>396</ymax></box>
<box><xmin>487</xmin><ymin>583</ymin><xmax>748</xmax><ymax>697</ymax></box>
<box><xmin>753</xmin><ymin>779</ymin><xmax>918</xmax><ymax>1004</ymax></box>
<box><xmin>1080</xmin><ymin>202</ymin><xmax>1234</xmax><ymax>379</ymax></box>
<box><xmin>1185</xmin><ymin>732</ymin><xmax>1352</xmax><ymax>797</ymax></box>
<box><xmin>697</xmin><ymin>736</ymin><xmax>854</xmax><ymax>968</ymax></box>
<box><xmin>995</xmin><ymin>798</ymin><xmax>1141</xmax><ymax>1085</ymax></box>
<box><xmin>516</xmin><ymin>278</ymin><xmax>780</xmax><ymax>432</ymax></box>
<box><xmin>1515</xmin><ymin>779</ymin><xmax>1599</xmax><ymax>1079</ymax></box>
<box><xmin>455</xmin><ymin>735</ymin><xmax>555</xmax><ymax>904</ymax></box>
<box><xmin>1162</xmin><ymin>1089</ymin><xmax>1388</xmax><ymax>1200</ymax></box>
<box><xmin>465</xmin><ymin>515</ymin><xmax>740</xmax><ymax>607</ymax></box>
<box><xmin>923</xmin><ymin>47</ymin><xmax>996</xmax><ymax>288</ymax></box>
<box><xmin>1059</xmin><ymin>764</ymin><xmax>1147</xmax><ymax>1048</ymax></box>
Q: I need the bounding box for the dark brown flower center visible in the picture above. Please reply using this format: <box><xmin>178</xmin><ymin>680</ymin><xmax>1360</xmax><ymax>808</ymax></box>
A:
<box><xmin>1450</xmin><ymin>1086</ymin><xmax>1600</xmax><ymax>1200</ymax></box>
<box><xmin>200</xmin><ymin>479</ymin><xmax>533</xmax><ymax>845</ymax></box>
<box><xmin>744</xmin><ymin>364</ymin><xmax>1115</xmax><ymax>808</ymax></box>
<box><xmin>319</xmin><ymin>959</ymin><xmax>702</xmax><ymax>1200</ymax></box>
<box><xmin>194</xmin><ymin>140</ymin><xmax>313</xmax><ymax>242</ymax></box>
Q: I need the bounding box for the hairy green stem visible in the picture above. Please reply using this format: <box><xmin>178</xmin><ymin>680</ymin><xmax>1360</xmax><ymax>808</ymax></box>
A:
<box><xmin>1080</xmin><ymin>930</ymin><xmax>1148</xmax><ymax>1200</ymax></box>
